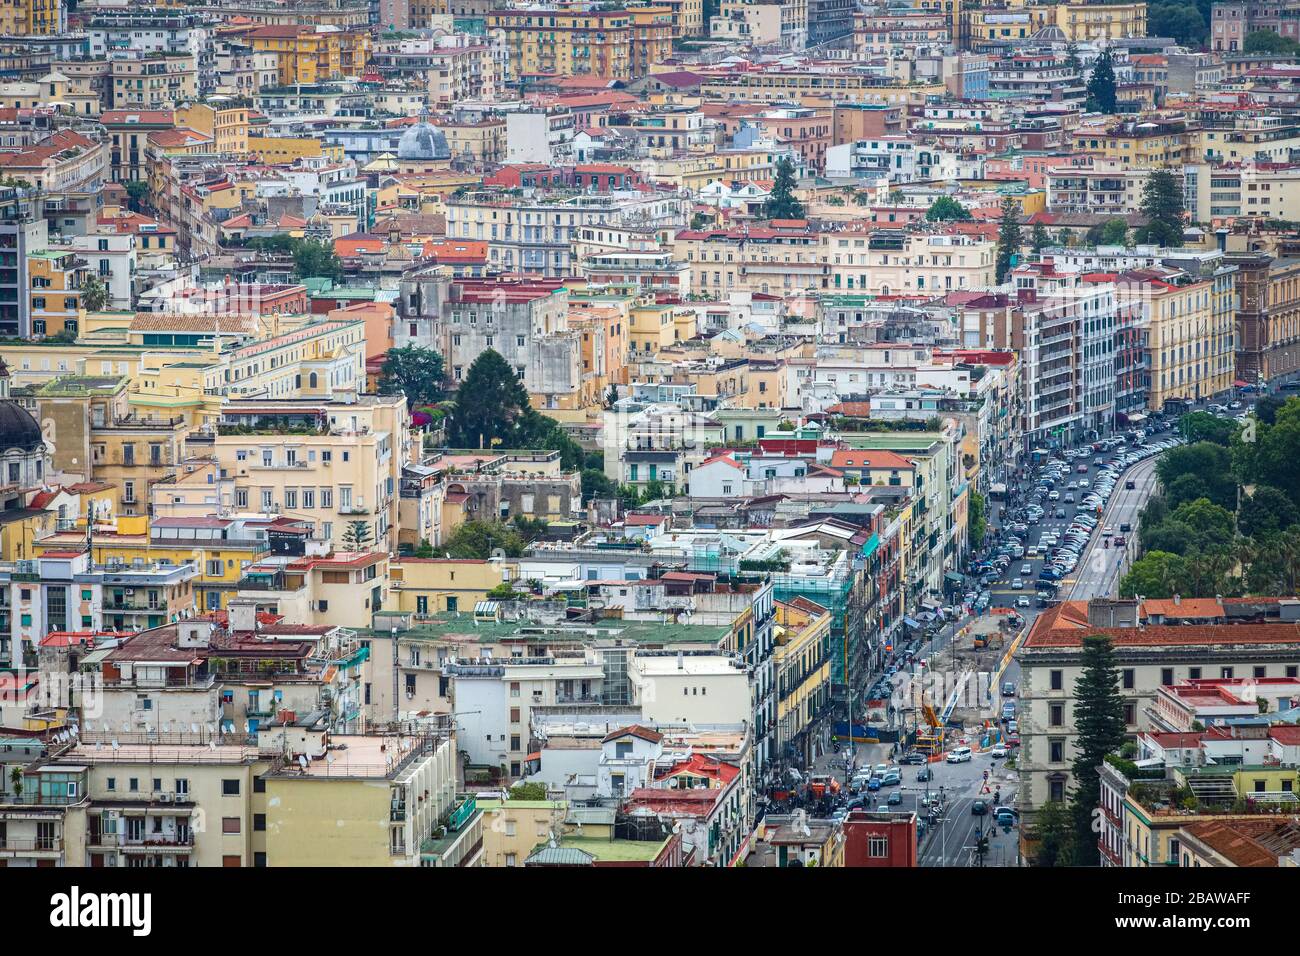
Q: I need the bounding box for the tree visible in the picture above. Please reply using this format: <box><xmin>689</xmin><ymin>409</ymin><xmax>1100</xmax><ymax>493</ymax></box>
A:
<box><xmin>1085</xmin><ymin>218</ymin><xmax>1129</xmax><ymax>247</ymax></box>
<box><xmin>1169</xmin><ymin>498</ymin><xmax>1235</xmax><ymax>551</ymax></box>
<box><xmin>1148</xmin><ymin>3</ymin><xmax>1207</xmax><ymax>49</ymax></box>
<box><xmin>1065</xmin><ymin>42</ymin><xmax>1082</xmax><ymax>80</ymax></box>
<box><xmin>1135</xmin><ymin>170</ymin><xmax>1186</xmax><ymax>247</ymax></box>
<box><xmin>1237</xmin><ymin>398</ymin><xmax>1300</xmax><ymax>508</ymax></box>
<box><xmin>125</xmin><ymin>180</ymin><xmax>150</xmax><ymax>213</ymax></box>
<box><xmin>1239</xmin><ymin>485</ymin><xmax>1299</xmax><ymax>538</ymax></box>
<box><xmin>80</xmin><ymin>273</ymin><xmax>109</xmax><ymax>312</ymax></box>
<box><xmin>414</xmin><ymin>539</ymin><xmax>435</xmax><ymax>558</ymax></box>
<box><xmin>1085</xmin><ymin>50</ymin><xmax>1118</xmax><ymax>114</ymax></box>
<box><xmin>1255</xmin><ymin>395</ymin><xmax>1285</xmax><ymax>425</ymax></box>
<box><xmin>1030</xmin><ymin>221</ymin><xmax>1051</xmax><ymax>254</ymax></box>
<box><xmin>1180</xmin><ymin>410</ymin><xmax>1236</xmax><ymax>446</ymax></box>
<box><xmin>1070</xmin><ymin>635</ymin><xmax>1127</xmax><ymax>866</ymax></box>
<box><xmin>442</xmin><ymin>519</ymin><xmax>526</xmax><ymax>559</ymax></box>
<box><xmin>969</xmin><ymin>490</ymin><xmax>987</xmax><ymax>547</ymax></box>
<box><xmin>994</xmin><ymin>197</ymin><xmax>1022</xmax><ymax>284</ymax></box>
<box><xmin>1156</xmin><ymin>441</ymin><xmax>1235</xmax><ymax>510</ymax></box>
<box><xmin>341</xmin><ymin>520</ymin><xmax>373</xmax><ymax>550</ymax></box>
<box><xmin>581</xmin><ymin>468</ymin><xmax>616</xmax><ymax>502</ymax></box>
<box><xmin>925</xmin><ymin>196</ymin><xmax>972</xmax><ymax>222</ymax></box>
<box><xmin>1120</xmin><ymin>550</ymin><xmax>1187</xmax><ymax>599</ymax></box>
<box><xmin>292</xmin><ymin>238</ymin><xmax>344</xmax><ymax>281</ymax></box>
<box><xmin>762</xmin><ymin>156</ymin><xmax>805</xmax><ymax>221</ymax></box>
<box><xmin>1031</xmin><ymin>799</ymin><xmax>1076</xmax><ymax>867</ymax></box>
<box><xmin>378</xmin><ymin>345</ymin><xmax>445</xmax><ymax>408</ymax></box>
<box><xmin>1163</xmin><ymin>473</ymin><xmax>1214</xmax><ymax>512</ymax></box>
<box><xmin>1244</xmin><ymin>29</ymin><xmax>1300</xmax><ymax>55</ymax></box>
<box><xmin>446</xmin><ymin>349</ymin><xmax>532</xmax><ymax>449</ymax></box>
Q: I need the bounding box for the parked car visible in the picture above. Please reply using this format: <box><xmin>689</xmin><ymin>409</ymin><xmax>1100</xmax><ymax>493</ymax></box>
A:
<box><xmin>946</xmin><ymin>747</ymin><xmax>973</xmax><ymax>763</ymax></box>
<box><xmin>917</xmin><ymin>767</ymin><xmax>932</xmax><ymax>782</ymax></box>
<box><xmin>887</xmin><ymin>790</ymin><xmax>903</xmax><ymax>806</ymax></box>
<box><xmin>901</xmin><ymin>752</ymin><xmax>926</xmax><ymax>765</ymax></box>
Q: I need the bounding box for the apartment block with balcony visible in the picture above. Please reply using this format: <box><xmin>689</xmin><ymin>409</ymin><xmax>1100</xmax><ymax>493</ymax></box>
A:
<box><xmin>0</xmin><ymin>740</ymin><xmax>84</xmax><ymax>867</ymax></box>
<box><xmin>235</xmin><ymin>549</ymin><xmax>389</xmax><ymax>632</ymax></box>
<box><xmin>213</xmin><ymin>394</ymin><xmax>411</xmax><ymax>553</ymax></box>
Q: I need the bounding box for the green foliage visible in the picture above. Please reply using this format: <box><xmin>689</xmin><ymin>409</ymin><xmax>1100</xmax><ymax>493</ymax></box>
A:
<box><xmin>446</xmin><ymin>349</ymin><xmax>532</xmax><ymax>449</ymax></box>
<box><xmin>1135</xmin><ymin>170</ymin><xmax>1186</xmax><ymax>247</ymax></box>
<box><xmin>1085</xmin><ymin>50</ymin><xmax>1118</xmax><ymax>113</ymax></box>
<box><xmin>247</xmin><ymin>235</ymin><xmax>343</xmax><ymax>281</ymax></box>
<box><xmin>508</xmin><ymin>782</ymin><xmax>547</xmax><ymax>801</ymax></box>
<box><xmin>341</xmin><ymin>520</ymin><xmax>373</xmax><ymax>551</ymax></box>
<box><xmin>1120</xmin><ymin>550</ymin><xmax>1186</xmax><ymax>599</ymax></box>
<box><xmin>925</xmin><ymin>196</ymin><xmax>972</xmax><ymax>222</ymax></box>
<box><xmin>1031</xmin><ymin>800</ymin><xmax>1076</xmax><ymax>867</ymax></box>
<box><xmin>994</xmin><ymin>197</ymin><xmax>1022</xmax><ymax>284</ymax></box>
<box><xmin>1244</xmin><ymin>29</ymin><xmax>1300</xmax><ymax>55</ymax></box>
<box><xmin>1179</xmin><ymin>410</ymin><xmax>1237</xmax><ymax>446</ymax></box>
<box><xmin>414</xmin><ymin>539</ymin><xmax>435</xmax><ymax>558</ymax></box>
<box><xmin>379</xmin><ymin>345</ymin><xmax>445</xmax><ymax>408</ymax></box>
<box><xmin>1238</xmin><ymin>485</ymin><xmax>1299</xmax><ymax>539</ymax></box>
<box><xmin>1156</xmin><ymin>441</ymin><xmax>1235</xmax><ymax>510</ymax></box>
<box><xmin>762</xmin><ymin>156</ymin><xmax>805</xmax><ymax>221</ymax></box>
<box><xmin>1085</xmin><ymin>218</ymin><xmax>1129</xmax><ymax>247</ymax></box>
<box><xmin>80</xmin><ymin>273</ymin><xmax>109</xmax><ymax>312</ymax></box>
<box><xmin>1070</xmin><ymin>635</ymin><xmax>1127</xmax><ymax>866</ymax></box>
<box><xmin>581</xmin><ymin>468</ymin><xmax>616</xmax><ymax>502</ymax></box>
<box><xmin>125</xmin><ymin>180</ymin><xmax>150</xmax><ymax>213</ymax></box>
<box><xmin>1234</xmin><ymin>397</ymin><xmax>1300</xmax><ymax>509</ymax></box>
<box><xmin>442</xmin><ymin>519</ymin><xmax>526</xmax><ymax>559</ymax></box>
<box><xmin>969</xmin><ymin>490</ymin><xmax>987</xmax><ymax>548</ymax></box>
<box><xmin>1030</xmin><ymin>221</ymin><xmax>1051</xmax><ymax>254</ymax></box>
<box><xmin>1148</xmin><ymin>3</ymin><xmax>1207</xmax><ymax>48</ymax></box>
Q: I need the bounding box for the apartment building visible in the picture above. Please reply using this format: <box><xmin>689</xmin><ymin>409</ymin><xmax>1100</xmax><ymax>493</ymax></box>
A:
<box><xmin>672</xmin><ymin>222</ymin><xmax>826</xmax><ymax>298</ymax></box>
<box><xmin>1224</xmin><ymin>252</ymin><xmax>1300</xmax><ymax>388</ymax></box>
<box><xmin>244</xmin><ymin>25</ymin><xmax>372</xmax><ymax>86</ymax></box>
<box><xmin>1017</xmin><ymin>597</ymin><xmax>1300</xmax><ymax>846</ymax></box>
<box><xmin>822</xmin><ymin>230</ymin><xmax>997</xmax><ymax>295</ymax></box>
<box><xmin>212</xmin><ymin>394</ymin><xmax>411</xmax><ymax>553</ymax></box>
<box><xmin>1071</xmin><ymin>114</ymin><xmax>1193</xmax><ymax>170</ymax></box>
<box><xmin>486</xmin><ymin>6</ymin><xmax>673</xmax><ymax>83</ymax></box>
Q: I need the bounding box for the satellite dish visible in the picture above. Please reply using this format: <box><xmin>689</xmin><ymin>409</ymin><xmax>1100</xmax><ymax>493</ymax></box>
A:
<box><xmin>111</xmin><ymin>739</ymin><xmax>119</xmax><ymax>750</ymax></box>
<box><xmin>244</xmin><ymin>721</ymin><xmax>251</xmax><ymax>734</ymax></box>
<box><xmin>326</xmin><ymin>752</ymin><xmax>336</xmax><ymax>764</ymax></box>
<box><xmin>190</xmin><ymin>723</ymin><xmax>198</xmax><ymax>734</ymax></box>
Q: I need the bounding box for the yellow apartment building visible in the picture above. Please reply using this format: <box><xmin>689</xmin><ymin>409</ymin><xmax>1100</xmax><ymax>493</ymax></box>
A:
<box><xmin>109</xmin><ymin>53</ymin><xmax>197</xmax><ymax>111</ymax></box>
<box><xmin>28</xmin><ymin>250</ymin><xmax>89</xmax><ymax>340</ymax></box>
<box><xmin>246</xmin><ymin>26</ymin><xmax>372</xmax><ymax>85</ymax></box>
<box><xmin>773</xmin><ymin>597</ymin><xmax>832</xmax><ymax>765</ymax></box>
<box><xmin>487</xmin><ymin>7</ymin><xmax>673</xmax><ymax>82</ymax></box>
<box><xmin>388</xmin><ymin>557</ymin><xmax>505</xmax><ymax>618</ymax></box>
<box><xmin>176</xmin><ymin>103</ymin><xmax>251</xmax><ymax>157</ymax></box>
<box><xmin>0</xmin><ymin>0</ymin><xmax>62</xmax><ymax>34</ymax></box>
<box><xmin>1115</xmin><ymin>271</ymin><xmax>1236</xmax><ymax>410</ymax></box>
<box><xmin>1072</xmin><ymin>115</ymin><xmax>1193</xmax><ymax>170</ymax></box>
<box><xmin>245</xmin><ymin>135</ymin><xmax>335</xmax><ymax>164</ymax></box>
<box><xmin>213</xmin><ymin>395</ymin><xmax>412</xmax><ymax>553</ymax></box>
<box><xmin>477</xmin><ymin>797</ymin><xmax>567</xmax><ymax>867</ymax></box>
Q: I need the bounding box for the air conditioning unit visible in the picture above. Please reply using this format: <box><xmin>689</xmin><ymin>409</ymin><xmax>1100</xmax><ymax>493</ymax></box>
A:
<box><xmin>175</xmin><ymin>792</ymin><xmax>191</xmax><ymax>804</ymax></box>
<box><xmin>158</xmin><ymin>792</ymin><xmax>173</xmax><ymax>803</ymax></box>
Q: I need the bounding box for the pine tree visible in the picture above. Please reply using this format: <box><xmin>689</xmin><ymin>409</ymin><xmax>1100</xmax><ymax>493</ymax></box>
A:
<box><xmin>1085</xmin><ymin>51</ymin><xmax>1117</xmax><ymax>114</ymax></box>
<box><xmin>341</xmin><ymin>520</ymin><xmax>373</xmax><ymax>551</ymax></box>
<box><xmin>1069</xmin><ymin>634</ymin><xmax>1127</xmax><ymax>866</ymax></box>
<box><xmin>447</xmin><ymin>349</ymin><xmax>532</xmax><ymax>449</ymax></box>
<box><xmin>1030</xmin><ymin>221</ymin><xmax>1051</xmax><ymax>254</ymax></box>
<box><xmin>763</xmin><ymin>156</ymin><xmax>805</xmax><ymax>220</ymax></box>
<box><xmin>995</xmin><ymin>197</ymin><xmax>1022</xmax><ymax>284</ymax></box>
<box><xmin>1135</xmin><ymin>170</ymin><xmax>1186</xmax><ymax>248</ymax></box>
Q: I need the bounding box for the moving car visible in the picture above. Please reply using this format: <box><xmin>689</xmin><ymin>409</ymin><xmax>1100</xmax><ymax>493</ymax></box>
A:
<box><xmin>990</xmin><ymin>744</ymin><xmax>1008</xmax><ymax>758</ymax></box>
<box><xmin>946</xmin><ymin>747</ymin><xmax>973</xmax><ymax>763</ymax></box>
<box><xmin>972</xmin><ymin>800</ymin><xmax>988</xmax><ymax>816</ymax></box>
<box><xmin>917</xmin><ymin>767</ymin><xmax>932</xmax><ymax>782</ymax></box>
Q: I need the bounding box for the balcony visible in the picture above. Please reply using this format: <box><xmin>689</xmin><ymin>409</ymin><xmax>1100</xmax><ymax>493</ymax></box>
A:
<box><xmin>0</xmin><ymin>837</ymin><xmax>62</xmax><ymax>854</ymax></box>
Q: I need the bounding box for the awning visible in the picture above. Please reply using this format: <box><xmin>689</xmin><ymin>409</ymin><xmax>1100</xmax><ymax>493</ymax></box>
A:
<box><xmin>903</xmin><ymin>616</ymin><xmax>922</xmax><ymax>629</ymax></box>
<box><xmin>1234</xmin><ymin>379</ymin><xmax>1250</xmax><ymax>388</ymax></box>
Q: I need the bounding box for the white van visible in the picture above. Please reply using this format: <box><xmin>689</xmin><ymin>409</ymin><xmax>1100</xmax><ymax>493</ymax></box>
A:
<box><xmin>946</xmin><ymin>746</ymin><xmax>973</xmax><ymax>764</ymax></box>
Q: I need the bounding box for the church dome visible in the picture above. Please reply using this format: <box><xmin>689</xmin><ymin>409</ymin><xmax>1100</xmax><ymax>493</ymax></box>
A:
<box><xmin>397</xmin><ymin>120</ymin><xmax>450</xmax><ymax>163</ymax></box>
<box><xmin>0</xmin><ymin>401</ymin><xmax>42</xmax><ymax>454</ymax></box>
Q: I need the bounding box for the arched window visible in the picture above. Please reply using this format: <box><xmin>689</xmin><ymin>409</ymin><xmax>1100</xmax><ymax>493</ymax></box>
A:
<box><xmin>309</xmin><ymin>372</ymin><xmax>318</xmax><ymax>389</ymax></box>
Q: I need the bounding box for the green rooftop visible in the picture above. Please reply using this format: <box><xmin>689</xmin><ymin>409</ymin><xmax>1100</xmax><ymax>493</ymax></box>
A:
<box><xmin>555</xmin><ymin>835</ymin><xmax>671</xmax><ymax>863</ymax></box>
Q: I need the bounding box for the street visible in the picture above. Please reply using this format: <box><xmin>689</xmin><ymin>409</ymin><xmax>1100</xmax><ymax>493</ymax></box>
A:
<box><xmin>916</xmin><ymin>750</ymin><xmax>1021</xmax><ymax>867</ymax></box>
<box><xmin>1067</xmin><ymin>455</ymin><xmax>1158</xmax><ymax>601</ymax></box>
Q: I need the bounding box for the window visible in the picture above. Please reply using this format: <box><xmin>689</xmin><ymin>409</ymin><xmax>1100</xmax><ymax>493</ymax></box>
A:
<box><xmin>1050</xmin><ymin>670</ymin><xmax>1063</xmax><ymax>691</ymax></box>
<box><xmin>1049</xmin><ymin>703</ymin><xmax>1064</xmax><ymax>727</ymax></box>
<box><xmin>1161</xmin><ymin>667</ymin><xmax>1174</xmax><ymax>686</ymax></box>
<box><xmin>1220</xmin><ymin>667</ymin><xmax>1234</xmax><ymax>679</ymax></box>
<box><xmin>1124</xmin><ymin>702</ymin><xmax>1136</xmax><ymax>725</ymax></box>
<box><xmin>107</xmin><ymin>777</ymin><xmax>116</xmax><ymax>791</ymax></box>
<box><xmin>254</xmin><ymin>814</ymin><xmax>266</xmax><ymax>832</ymax></box>
<box><xmin>222</xmin><ymin>817</ymin><xmax>241</xmax><ymax>834</ymax></box>
<box><xmin>1049</xmin><ymin>739</ymin><xmax>1064</xmax><ymax>763</ymax></box>
<box><xmin>253</xmin><ymin>777</ymin><xmax>266</xmax><ymax>793</ymax></box>
<box><xmin>222</xmin><ymin>779</ymin><xmax>240</xmax><ymax>796</ymax></box>
<box><xmin>1189</xmin><ymin>667</ymin><xmax>1202</xmax><ymax>680</ymax></box>
<box><xmin>1122</xmin><ymin>669</ymin><xmax>1135</xmax><ymax>690</ymax></box>
<box><xmin>868</xmin><ymin>835</ymin><xmax>888</xmax><ymax>858</ymax></box>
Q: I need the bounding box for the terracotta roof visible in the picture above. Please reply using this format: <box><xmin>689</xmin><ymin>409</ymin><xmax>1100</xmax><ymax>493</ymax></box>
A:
<box><xmin>1025</xmin><ymin>600</ymin><xmax>1300</xmax><ymax>649</ymax></box>
<box><xmin>602</xmin><ymin>724</ymin><xmax>663</xmax><ymax>745</ymax></box>
<box><xmin>829</xmin><ymin>450</ymin><xmax>913</xmax><ymax>470</ymax></box>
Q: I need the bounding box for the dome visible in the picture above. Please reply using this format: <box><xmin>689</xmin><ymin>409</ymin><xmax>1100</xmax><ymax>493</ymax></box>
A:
<box><xmin>397</xmin><ymin>120</ymin><xmax>450</xmax><ymax>163</ymax></box>
<box><xmin>0</xmin><ymin>401</ymin><xmax>41</xmax><ymax>454</ymax></box>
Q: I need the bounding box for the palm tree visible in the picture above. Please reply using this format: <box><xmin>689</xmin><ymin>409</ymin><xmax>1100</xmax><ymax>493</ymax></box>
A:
<box><xmin>1279</xmin><ymin>527</ymin><xmax>1300</xmax><ymax>593</ymax></box>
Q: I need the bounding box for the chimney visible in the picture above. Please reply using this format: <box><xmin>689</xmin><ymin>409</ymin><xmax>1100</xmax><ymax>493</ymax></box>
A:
<box><xmin>1173</xmin><ymin>593</ymin><xmax>1181</xmax><ymax>606</ymax></box>
<box><xmin>227</xmin><ymin>599</ymin><xmax>259</xmax><ymax>634</ymax></box>
<box><xmin>677</xmin><ymin>651</ymin><xmax>684</xmax><ymax>670</ymax></box>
